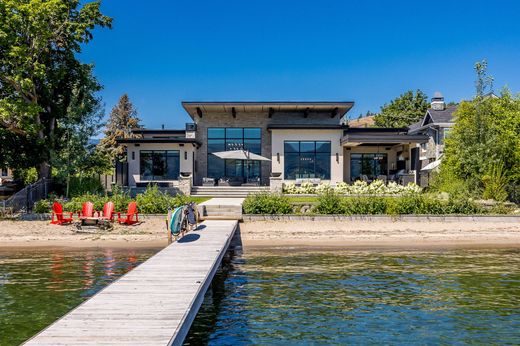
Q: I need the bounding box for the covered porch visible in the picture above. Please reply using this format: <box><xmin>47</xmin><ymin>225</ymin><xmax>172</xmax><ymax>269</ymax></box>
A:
<box><xmin>341</xmin><ymin>129</ymin><xmax>429</xmax><ymax>185</ymax></box>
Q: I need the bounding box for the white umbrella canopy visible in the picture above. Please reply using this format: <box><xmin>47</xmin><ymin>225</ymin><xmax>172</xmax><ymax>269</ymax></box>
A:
<box><xmin>421</xmin><ymin>158</ymin><xmax>442</xmax><ymax>171</ymax></box>
<box><xmin>210</xmin><ymin>150</ymin><xmax>271</xmax><ymax>161</ymax></box>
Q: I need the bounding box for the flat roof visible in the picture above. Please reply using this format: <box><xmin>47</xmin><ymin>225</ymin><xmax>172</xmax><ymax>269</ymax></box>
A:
<box><xmin>267</xmin><ymin>124</ymin><xmax>348</xmax><ymax>130</ymax></box>
<box><xmin>131</xmin><ymin>129</ymin><xmax>185</xmax><ymax>135</ymax></box>
<box><xmin>182</xmin><ymin>101</ymin><xmax>354</xmax><ymax>119</ymax></box>
<box><xmin>116</xmin><ymin>138</ymin><xmax>200</xmax><ymax>145</ymax></box>
<box><xmin>342</xmin><ymin>132</ymin><xmax>429</xmax><ymax>146</ymax></box>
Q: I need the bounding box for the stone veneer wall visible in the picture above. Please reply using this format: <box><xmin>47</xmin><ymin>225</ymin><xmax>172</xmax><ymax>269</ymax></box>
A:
<box><xmin>192</xmin><ymin>111</ymin><xmax>342</xmax><ymax>186</ymax></box>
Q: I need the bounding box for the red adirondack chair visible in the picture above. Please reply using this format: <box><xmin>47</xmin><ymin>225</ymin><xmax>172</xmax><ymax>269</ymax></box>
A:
<box><xmin>98</xmin><ymin>202</ymin><xmax>115</xmax><ymax>221</ymax></box>
<box><xmin>117</xmin><ymin>202</ymin><xmax>139</xmax><ymax>225</ymax></box>
<box><xmin>50</xmin><ymin>202</ymin><xmax>74</xmax><ymax>225</ymax></box>
<box><xmin>77</xmin><ymin>202</ymin><xmax>95</xmax><ymax>220</ymax></box>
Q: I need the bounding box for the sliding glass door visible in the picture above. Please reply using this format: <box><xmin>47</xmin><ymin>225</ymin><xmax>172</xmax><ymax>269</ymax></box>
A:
<box><xmin>350</xmin><ymin>153</ymin><xmax>388</xmax><ymax>181</ymax></box>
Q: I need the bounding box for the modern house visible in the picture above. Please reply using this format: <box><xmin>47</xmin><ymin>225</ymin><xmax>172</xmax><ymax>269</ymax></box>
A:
<box><xmin>116</xmin><ymin>100</ymin><xmax>434</xmax><ymax>194</ymax></box>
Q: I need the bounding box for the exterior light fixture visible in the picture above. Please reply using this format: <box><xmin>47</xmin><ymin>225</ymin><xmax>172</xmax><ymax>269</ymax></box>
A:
<box><xmin>184</xmin><ymin>151</ymin><xmax>188</xmax><ymax>160</ymax></box>
<box><xmin>336</xmin><ymin>153</ymin><xmax>339</xmax><ymax>163</ymax></box>
<box><xmin>277</xmin><ymin>153</ymin><xmax>280</xmax><ymax>163</ymax></box>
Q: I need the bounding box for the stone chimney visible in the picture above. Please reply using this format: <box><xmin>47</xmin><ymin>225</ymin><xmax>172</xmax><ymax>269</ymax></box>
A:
<box><xmin>431</xmin><ymin>91</ymin><xmax>445</xmax><ymax>110</ymax></box>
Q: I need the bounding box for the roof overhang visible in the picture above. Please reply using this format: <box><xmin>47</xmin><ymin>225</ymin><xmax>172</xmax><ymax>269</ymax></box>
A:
<box><xmin>341</xmin><ymin>133</ymin><xmax>429</xmax><ymax>147</ymax></box>
<box><xmin>116</xmin><ymin>138</ymin><xmax>200</xmax><ymax>146</ymax></box>
<box><xmin>267</xmin><ymin>124</ymin><xmax>347</xmax><ymax>130</ymax></box>
<box><xmin>182</xmin><ymin>101</ymin><xmax>354</xmax><ymax>119</ymax></box>
<box><xmin>131</xmin><ymin>129</ymin><xmax>185</xmax><ymax>135</ymax></box>
<box><xmin>408</xmin><ymin>123</ymin><xmax>454</xmax><ymax>134</ymax></box>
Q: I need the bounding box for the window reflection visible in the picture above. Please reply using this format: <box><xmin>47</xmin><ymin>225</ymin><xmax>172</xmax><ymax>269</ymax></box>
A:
<box><xmin>284</xmin><ymin>141</ymin><xmax>331</xmax><ymax>179</ymax></box>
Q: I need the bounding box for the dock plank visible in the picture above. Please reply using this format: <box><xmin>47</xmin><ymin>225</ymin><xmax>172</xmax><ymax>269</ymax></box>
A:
<box><xmin>25</xmin><ymin>220</ymin><xmax>238</xmax><ymax>346</ymax></box>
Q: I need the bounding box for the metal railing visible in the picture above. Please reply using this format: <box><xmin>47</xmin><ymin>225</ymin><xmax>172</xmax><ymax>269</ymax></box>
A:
<box><xmin>2</xmin><ymin>178</ymin><xmax>52</xmax><ymax>214</ymax></box>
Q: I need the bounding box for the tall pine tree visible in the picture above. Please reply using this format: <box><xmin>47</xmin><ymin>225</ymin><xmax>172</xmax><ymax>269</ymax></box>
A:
<box><xmin>99</xmin><ymin>94</ymin><xmax>141</xmax><ymax>163</ymax></box>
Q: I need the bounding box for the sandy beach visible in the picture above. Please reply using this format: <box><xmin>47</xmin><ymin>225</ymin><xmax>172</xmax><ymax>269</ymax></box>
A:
<box><xmin>1</xmin><ymin>217</ymin><xmax>519</xmax><ymax>250</ymax></box>
<box><xmin>239</xmin><ymin>219</ymin><xmax>520</xmax><ymax>249</ymax></box>
<box><xmin>0</xmin><ymin>217</ymin><xmax>169</xmax><ymax>249</ymax></box>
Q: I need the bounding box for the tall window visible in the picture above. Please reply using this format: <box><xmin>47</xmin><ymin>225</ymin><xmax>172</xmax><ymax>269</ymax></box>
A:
<box><xmin>284</xmin><ymin>141</ymin><xmax>331</xmax><ymax>180</ymax></box>
<box><xmin>140</xmin><ymin>150</ymin><xmax>180</xmax><ymax>180</ymax></box>
<box><xmin>207</xmin><ymin>128</ymin><xmax>261</xmax><ymax>180</ymax></box>
<box><xmin>350</xmin><ymin>153</ymin><xmax>387</xmax><ymax>181</ymax></box>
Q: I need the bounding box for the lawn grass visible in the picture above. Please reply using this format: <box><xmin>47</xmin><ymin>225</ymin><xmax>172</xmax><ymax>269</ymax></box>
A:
<box><xmin>286</xmin><ymin>196</ymin><xmax>319</xmax><ymax>203</ymax></box>
<box><xmin>188</xmin><ymin>196</ymin><xmax>211</xmax><ymax>204</ymax></box>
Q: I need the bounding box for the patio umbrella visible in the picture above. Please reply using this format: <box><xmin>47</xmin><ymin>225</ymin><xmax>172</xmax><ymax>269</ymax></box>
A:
<box><xmin>210</xmin><ymin>150</ymin><xmax>271</xmax><ymax>181</ymax></box>
<box><xmin>421</xmin><ymin>158</ymin><xmax>442</xmax><ymax>171</ymax></box>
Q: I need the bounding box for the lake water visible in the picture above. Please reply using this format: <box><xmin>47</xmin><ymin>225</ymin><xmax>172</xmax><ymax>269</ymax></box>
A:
<box><xmin>1</xmin><ymin>247</ymin><xmax>519</xmax><ymax>345</ymax></box>
<box><xmin>185</xmin><ymin>248</ymin><xmax>520</xmax><ymax>345</ymax></box>
<box><xmin>0</xmin><ymin>247</ymin><xmax>159</xmax><ymax>345</ymax></box>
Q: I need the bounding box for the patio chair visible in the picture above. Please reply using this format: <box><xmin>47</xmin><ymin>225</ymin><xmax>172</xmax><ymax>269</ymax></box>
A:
<box><xmin>98</xmin><ymin>201</ymin><xmax>115</xmax><ymax>221</ymax></box>
<box><xmin>377</xmin><ymin>175</ymin><xmax>388</xmax><ymax>183</ymax></box>
<box><xmin>77</xmin><ymin>202</ymin><xmax>95</xmax><ymax>220</ymax></box>
<box><xmin>50</xmin><ymin>202</ymin><xmax>74</xmax><ymax>225</ymax></box>
<box><xmin>202</xmin><ymin>177</ymin><xmax>216</xmax><ymax>186</ymax></box>
<box><xmin>117</xmin><ymin>201</ymin><xmax>139</xmax><ymax>225</ymax></box>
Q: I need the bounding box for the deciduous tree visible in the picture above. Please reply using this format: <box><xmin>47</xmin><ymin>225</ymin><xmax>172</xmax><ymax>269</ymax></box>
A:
<box><xmin>0</xmin><ymin>0</ymin><xmax>112</xmax><ymax>178</ymax></box>
<box><xmin>374</xmin><ymin>90</ymin><xmax>429</xmax><ymax>128</ymax></box>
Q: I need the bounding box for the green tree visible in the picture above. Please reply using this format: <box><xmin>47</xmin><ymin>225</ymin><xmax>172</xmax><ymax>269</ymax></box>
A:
<box><xmin>438</xmin><ymin>61</ymin><xmax>520</xmax><ymax>199</ymax></box>
<box><xmin>374</xmin><ymin>90</ymin><xmax>429</xmax><ymax>128</ymax></box>
<box><xmin>0</xmin><ymin>0</ymin><xmax>112</xmax><ymax>179</ymax></box>
<box><xmin>99</xmin><ymin>94</ymin><xmax>142</xmax><ymax>163</ymax></box>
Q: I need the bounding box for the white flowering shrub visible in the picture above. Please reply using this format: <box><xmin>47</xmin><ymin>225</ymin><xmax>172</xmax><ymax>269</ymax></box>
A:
<box><xmin>283</xmin><ymin>179</ymin><xmax>422</xmax><ymax>195</ymax></box>
<box><xmin>335</xmin><ymin>182</ymin><xmax>350</xmax><ymax>194</ymax></box>
<box><xmin>315</xmin><ymin>182</ymin><xmax>333</xmax><ymax>194</ymax></box>
<box><xmin>283</xmin><ymin>182</ymin><xmax>298</xmax><ymax>194</ymax></box>
<box><xmin>299</xmin><ymin>182</ymin><xmax>316</xmax><ymax>194</ymax></box>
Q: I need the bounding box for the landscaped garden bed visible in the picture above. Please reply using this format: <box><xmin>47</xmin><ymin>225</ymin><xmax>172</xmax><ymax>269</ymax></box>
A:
<box><xmin>34</xmin><ymin>185</ymin><xmax>209</xmax><ymax>215</ymax></box>
<box><xmin>243</xmin><ymin>191</ymin><xmax>518</xmax><ymax>216</ymax></box>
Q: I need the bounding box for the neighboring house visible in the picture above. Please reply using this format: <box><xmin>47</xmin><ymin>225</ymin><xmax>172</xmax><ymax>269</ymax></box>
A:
<box><xmin>408</xmin><ymin>92</ymin><xmax>456</xmax><ymax>186</ymax></box>
<box><xmin>116</xmin><ymin>101</ymin><xmax>430</xmax><ymax>191</ymax></box>
<box><xmin>0</xmin><ymin>167</ymin><xmax>13</xmax><ymax>185</ymax></box>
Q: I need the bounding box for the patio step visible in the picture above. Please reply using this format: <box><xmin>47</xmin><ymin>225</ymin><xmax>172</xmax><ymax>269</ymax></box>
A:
<box><xmin>198</xmin><ymin>198</ymin><xmax>244</xmax><ymax>220</ymax></box>
<box><xmin>191</xmin><ymin>186</ymin><xmax>269</xmax><ymax>198</ymax></box>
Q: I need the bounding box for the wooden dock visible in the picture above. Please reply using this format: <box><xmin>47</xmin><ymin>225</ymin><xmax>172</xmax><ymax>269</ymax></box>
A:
<box><xmin>25</xmin><ymin>220</ymin><xmax>238</xmax><ymax>346</ymax></box>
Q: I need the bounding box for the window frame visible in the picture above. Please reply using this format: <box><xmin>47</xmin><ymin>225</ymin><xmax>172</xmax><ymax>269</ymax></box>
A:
<box><xmin>139</xmin><ymin>150</ymin><xmax>180</xmax><ymax>181</ymax></box>
<box><xmin>283</xmin><ymin>140</ymin><xmax>331</xmax><ymax>180</ymax></box>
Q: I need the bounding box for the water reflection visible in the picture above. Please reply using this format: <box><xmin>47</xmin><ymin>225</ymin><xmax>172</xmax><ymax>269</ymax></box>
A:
<box><xmin>185</xmin><ymin>248</ymin><xmax>520</xmax><ymax>345</ymax></box>
<box><xmin>0</xmin><ymin>247</ymin><xmax>159</xmax><ymax>345</ymax></box>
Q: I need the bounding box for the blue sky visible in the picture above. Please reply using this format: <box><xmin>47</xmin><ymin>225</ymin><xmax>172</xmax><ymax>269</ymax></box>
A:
<box><xmin>81</xmin><ymin>0</ymin><xmax>520</xmax><ymax>130</ymax></box>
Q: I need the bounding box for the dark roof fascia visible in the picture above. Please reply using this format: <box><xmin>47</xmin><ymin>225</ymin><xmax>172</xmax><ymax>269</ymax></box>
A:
<box><xmin>345</xmin><ymin>127</ymin><xmax>409</xmax><ymax>133</ymax></box>
<box><xmin>181</xmin><ymin>101</ymin><xmax>354</xmax><ymax>106</ymax></box>
<box><xmin>182</xmin><ymin>101</ymin><xmax>355</xmax><ymax>119</ymax></box>
<box><xmin>116</xmin><ymin>138</ymin><xmax>200</xmax><ymax>145</ymax></box>
<box><xmin>341</xmin><ymin>133</ymin><xmax>429</xmax><ymax>145</ymax></box>
<box><xmin>408</xmin><ymin>122</ymin><xmax>454</xmax><ymax>135</ymax></box>
<box><xmin>267</xmin><ymin>124</ymin><xmax>348</xmax><ymax>130</ymax></box>
<box><xmin>131</xmin><ymin>129</ymin><xmax>186</xmax><ymax>135</ymax></box>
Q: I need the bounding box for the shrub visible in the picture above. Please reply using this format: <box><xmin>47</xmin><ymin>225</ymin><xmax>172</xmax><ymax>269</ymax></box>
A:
<box><xmin>344</xmin><ymin>196</ymin><xmax>388</xmax><ymax>214</ymax></box>
<box><xmin>282</xmin><ymin>180</ymin><xmax>422</xmax><ymax>195</ymax></box>
<box><xmin>314</xmin><ymin>190</ymin><xmax>345</xmax><ymax>214</ymax></box>
<box><xmin>68</xmin><ymin>176</ymin><xmax>104</xmax><ymax>197</ymax></box>
<box><xmin>34</xmin><ymin>199</ymin><xmax>52</xmax><ymax>213</ymax></box>
<box><xmin>482</xmin><ymin>163</ymin><xmax>509</xmax><ymax>202</ymax></box>
<box><xmin>243</xmin><ymin>192</ymin><xmax>292</xmax><ymax>214</ymax></box>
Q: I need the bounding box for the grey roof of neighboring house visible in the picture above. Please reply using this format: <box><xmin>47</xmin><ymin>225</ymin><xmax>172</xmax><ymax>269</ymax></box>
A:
<box><xmin>408</xmin><ymin>120</ymin><xmax>422</xmax><ymax>132</ymax></box>
<box><xmin>425</xmin><ymin>105</ymin><xmax>457</xmax><ymax>124</ymax></box>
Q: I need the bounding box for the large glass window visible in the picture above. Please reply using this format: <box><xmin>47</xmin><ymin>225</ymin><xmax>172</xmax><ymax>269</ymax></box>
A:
<box><xmin>140</xmin><ymin>150</ymin><xmax>180</xmax><ymax>180</ymax></box>
<box><xmin>284</xmin><ymin>141</ymin><xmax>331</xmax><ymax>180</ymax></box>
<box><xmin>350</xmin><ymin>153</ymin><xmax>388</xmax><ymax>181</ymax></box>
<box><xmin>207</xmin><ymin>127</ymin><xmax>262</xmax><ymax>180</ymax></box>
